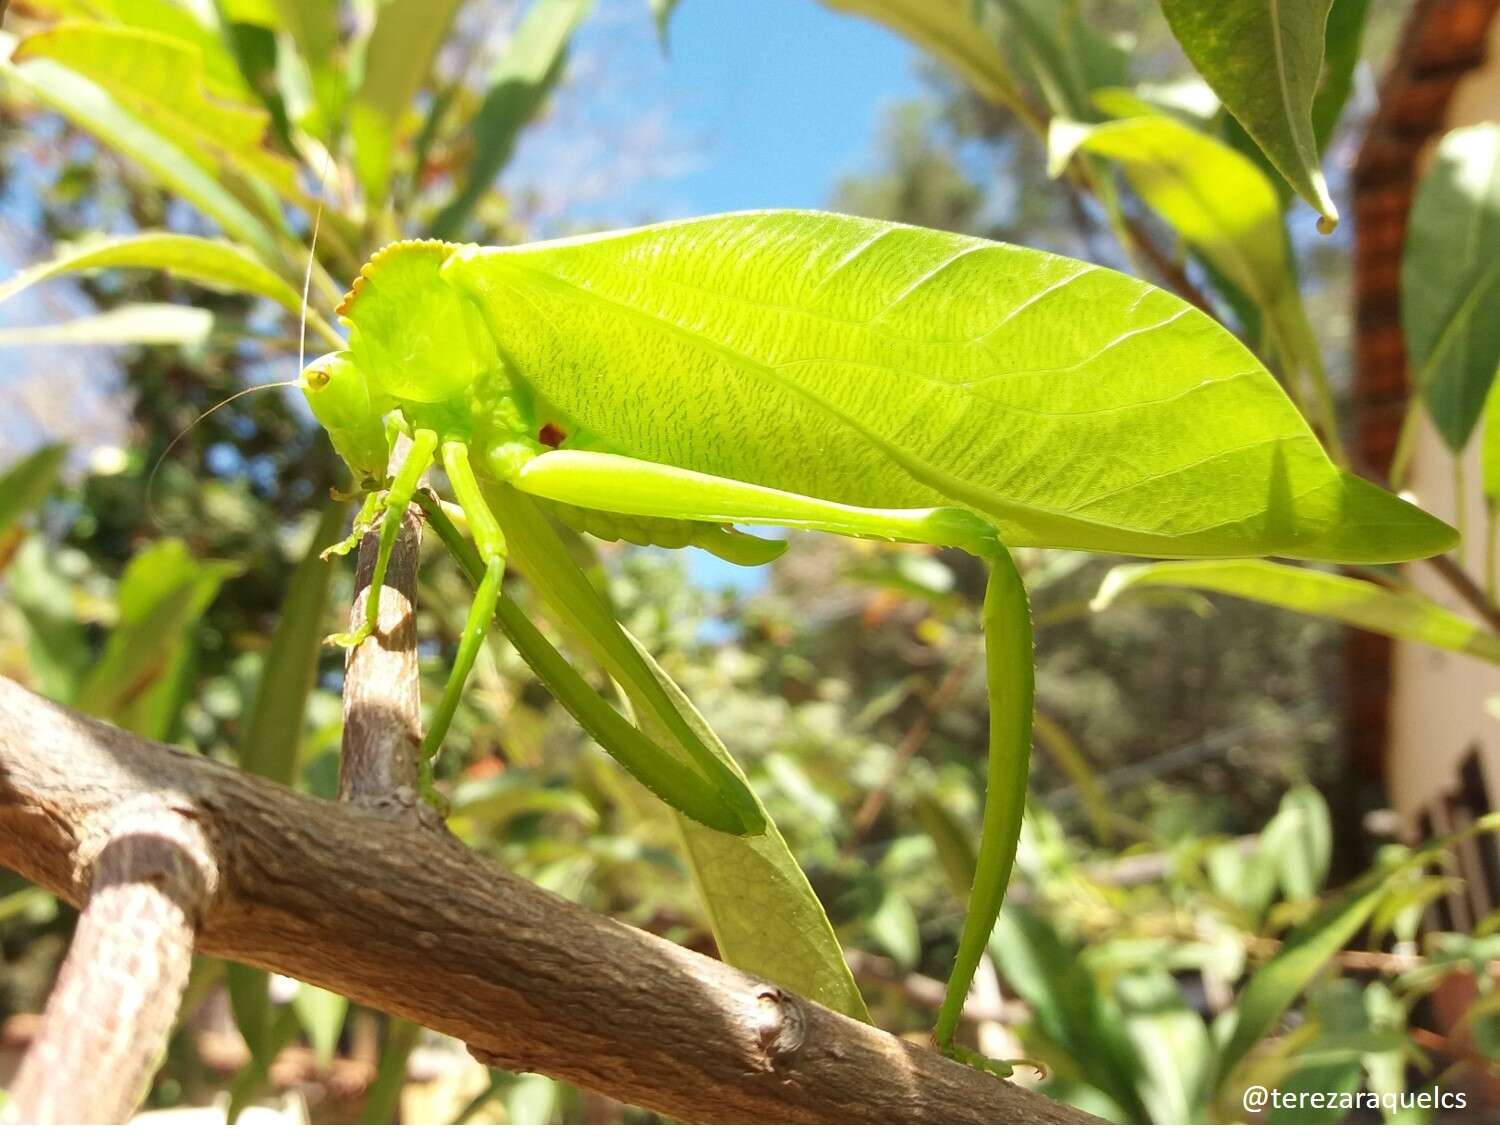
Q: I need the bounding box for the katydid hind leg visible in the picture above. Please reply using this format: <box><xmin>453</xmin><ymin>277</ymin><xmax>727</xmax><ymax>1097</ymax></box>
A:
<box><xmin>329</xmin><ymin>429</ymin><xmax>438</xmax><ymax>649</ymax></box>
<box><xmin>513</xmin><ymin>449</ymin><xmax>1001</xmax><ymax>556</ymax></box>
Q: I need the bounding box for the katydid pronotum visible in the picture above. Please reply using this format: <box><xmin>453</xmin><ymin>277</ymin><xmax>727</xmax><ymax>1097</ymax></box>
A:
<box><xmin>295</xmin><ymin>210</ymin><xmax>1451</xmax><ymax>1057</ymax></box>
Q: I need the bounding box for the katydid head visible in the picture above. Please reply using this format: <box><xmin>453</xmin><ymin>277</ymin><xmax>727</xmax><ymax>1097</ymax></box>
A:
<box><xmin>299</xmin><ymin>350</ymin><xmax>391</xmax><ymax>485</ymax></box>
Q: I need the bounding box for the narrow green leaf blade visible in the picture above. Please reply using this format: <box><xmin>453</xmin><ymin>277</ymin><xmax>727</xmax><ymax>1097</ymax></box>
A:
<box><xmin>1094</xmin><ymin>560</ymin><xmax>1500</xmax><ymax>665</ymax></box>
<box><xmin>351</xmin><ymin>0</ymin><xmax>466</xmax><ymax>201</ymax></box>
<box><xmin>0</xmin><ymin>231</ymin><xmax>334</xmax><ymax>343</ymax></box>
<box><xmin>1160</xmin><ymin>0</ymin><xmax>1339</xmax><ymax>229</ymax></box>
<box><xmin>821</xmin><ymin>0</ymin><xmax>1024</xmax><ymax>114</ymax></box>
<box><xmin>1403</xmin><ymin>123</ymin><xmax>1500</xmax><ymax>452</ymax></box>
<box><xmin>0</xmin><ymin>36</ymin><xmax>278</xmax><ymax>256</ymax></box>
<box><xmin>430</xmin><ymin>0</ymin><xmax>594</xmax><ymax>239</ymax></box>
<box><xmin>1311</xmin><ymin>0</ymin><xmax>1368</xmax><ymax>150</ymax></box>
<box><xmin>74</xmin><ymin>539</ymin><xmax>241</xmax><ymax>725</ymax></box>
<box><xmin>0</xmin><ymin>443</ymin><xmax>66</xmax><ymax>538</ymax></box>
<box><xmin>0</xmin><ymin>304</ymin><xmax>214</xmax><ymax>346</ymax></box>
<box><xmin>238</xmin><ymin>503</ymin><xmax>344</xmax><ymax>786</ymax></box>
<box><xmin>443</xmin><ymin>211</ymin><xmax>1452</xmax><ymax>563</ymax></box>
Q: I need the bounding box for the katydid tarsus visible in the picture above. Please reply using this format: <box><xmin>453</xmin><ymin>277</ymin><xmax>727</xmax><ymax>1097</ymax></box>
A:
<box><xmin>294</xmin><ymin>210</ymin><xmax>1451</xmax><ymax>1057</ymax></box>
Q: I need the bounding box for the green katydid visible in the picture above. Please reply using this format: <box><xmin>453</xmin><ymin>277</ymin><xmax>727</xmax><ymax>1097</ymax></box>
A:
<box><xmin>295</xmin><ymin>209</ymin><xmax>1452</xmax><ymax>1053</ymax></box>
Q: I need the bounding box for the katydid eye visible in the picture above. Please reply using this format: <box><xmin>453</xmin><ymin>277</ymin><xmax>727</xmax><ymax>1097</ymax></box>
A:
<box><xmin>305</xmin><ymin>367</ymin><xmax>331</xmax><ymax>391</ymax></box>
<box><xmin>538</xmin><ymin>422</ymin><xmax>567</xmax><ymax>448</ymax></box>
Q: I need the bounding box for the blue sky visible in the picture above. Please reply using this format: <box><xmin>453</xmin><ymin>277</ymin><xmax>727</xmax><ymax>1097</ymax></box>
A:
<box><xmin>512</xmin><ymin>0</ymin><xmax>925</xmax><ymax>226</ymax></box>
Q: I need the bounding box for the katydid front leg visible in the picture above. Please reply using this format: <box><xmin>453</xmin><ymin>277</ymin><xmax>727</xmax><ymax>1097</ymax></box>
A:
<box><xmin>511</xmin><ymin>450</ymin><xmax>1002</xmax><ymax>556</ymax></box>
<box><xmin>330</xmin><ymin>428</ymin><xmax>438</xmax><ymax>649</ymax></box>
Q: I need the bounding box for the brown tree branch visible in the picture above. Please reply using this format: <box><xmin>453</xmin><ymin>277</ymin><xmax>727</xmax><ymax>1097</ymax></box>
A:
<box><xmin>340</xmin><ymin>438</ymin><xmax>428</xmax><ymax>807</ymax></box>
<box><xmin>3</xmin><ymin>795</ymin><xmax>215</xmax><ymax>1122</ymax></box>
<box><xmin>0</xmin><ymin>677</ymin><xmax>1098</xmax><ymax>1124</ymax></box>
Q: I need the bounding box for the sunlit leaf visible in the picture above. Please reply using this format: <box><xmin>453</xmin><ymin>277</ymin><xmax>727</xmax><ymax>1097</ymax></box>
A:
<box><xmin>1049</xmin><ymin>114</ymin><xmax>1335</xmax><ymax>439</ymax></box>
<box><xmin>0</xmin><ymin>33</ymin><xmax>278</xmax><ymax>256</ymax></box>
<box><xmin>350</xmin><ymin>0</ymin><xmax>466</xmax><ymax>201</ymax></box>
<box><xmin>12</xmin><ymin>21</ymin><xmax>304</xmax><ymax>209</ymax></box>
<box><xmin>1094</xmin><ymin>560</ymin><xmax>1500</xmax><ymax>665</ymax></box>
<box><xmin>821</xmin><ymin>0</ymin><xmax>1024</xmax><ymax>116</ymax></box>
<box><xmin>441</xmin><ymin>210</ymin><xmax>1450</xmax><ymax>562</ymax></box>
<box><xmin>293</xmin><ymin>982</ymin><xmax>348</xmax><ymax>1068</ymax></box>
<box><xmin>1160</xmin><ymin>0</ymin><xmax>1339</xmax><ymax>229</ymax></box>
<box><xmin>0</xmin><ymin>304</ymin><xmax>214</xmax><ymax>346</ymax></box>
<box><xmin>1403</xmin><ymin>123</ymin><xmax>1500</xmax><ymax>452</ymax></box>
<box><xmin>0</xmin><ymin>232</ymin><xmax>338</xmax><ymax>345</ymax></box>
<box><xmin>431</xmin><ymin>0</ymin><xmax>594</xmax><ymax>239</ymax></box>
<box><xmin>73</xmin><ymin>539</ymin><xmax>241</xmax><ymax>725</ymax></box>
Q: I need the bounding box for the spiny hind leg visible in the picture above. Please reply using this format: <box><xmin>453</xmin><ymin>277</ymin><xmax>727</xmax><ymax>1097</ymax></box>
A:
<box><xmin>421</xmin><ymin>438</ymin><xmax>508</xmax><ymax>761</ymax></box>
<box><xmin>511</xmin><ymin>449</ymin><xmax>1001</xmax><ymax>556</ymax></box>
<box><xmin>329</xmin><ymin>428</ymin><xmax>438</xmax><ymax>649</ymax></box>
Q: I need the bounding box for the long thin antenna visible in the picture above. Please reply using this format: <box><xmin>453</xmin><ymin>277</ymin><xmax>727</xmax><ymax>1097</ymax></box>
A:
<box><xmin>145</xmin><ymin>380</ymin><xmax>303</xmax><ymax>526</ymax></box>
<box><xmin>299</xmin><ymin>152</ymin><xmax>332</xmax><ymax>377</ymax></box>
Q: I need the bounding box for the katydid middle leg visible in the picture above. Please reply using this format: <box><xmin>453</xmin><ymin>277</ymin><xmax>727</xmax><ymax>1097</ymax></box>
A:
<box><xmin>421</xmin><ymin>437</ymin><xmax>508</xmax><ymax>759</ymax></box>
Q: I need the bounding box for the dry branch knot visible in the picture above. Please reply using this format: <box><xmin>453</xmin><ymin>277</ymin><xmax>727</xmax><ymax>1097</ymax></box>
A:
<box><xmin>753</xmin><ymin>985</ymin><xmax>806</xmax><ymax>1072</ymax></box>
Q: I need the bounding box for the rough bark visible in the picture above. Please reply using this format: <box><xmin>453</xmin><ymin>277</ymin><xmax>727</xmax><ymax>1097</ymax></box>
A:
<box><xmin>0</xmin><ymin>678</ymin><xmax>1098</xmax><ymax>1124</ymax></box>
<box><xmin>3</xmin><ymin>794</ymin><xmax>214</xmax><ymax>1121</ymax></box>
<box><xmin>340</xmin><ymin>438</ymin><xmax>427</xmax><ymax>808</ymax></box>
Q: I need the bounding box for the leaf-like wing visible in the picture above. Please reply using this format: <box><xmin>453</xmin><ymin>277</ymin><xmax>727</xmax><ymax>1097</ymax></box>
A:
<box><xmin>442</xmin><ymin>210</ymin><xmax>1451</xmax><ymax>563</ymax></box>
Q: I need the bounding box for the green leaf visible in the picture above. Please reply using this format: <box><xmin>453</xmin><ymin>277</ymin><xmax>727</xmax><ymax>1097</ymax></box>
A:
<box><xmin>74</xmin><ymin>539</ymin><xmax>241</xmax><ymax>727</ymax></box>
<box><xmin>362</xmin><ymin>1018</ymin><xmax>421</xmax><ymax>1123</ymax></box>
<box><xmin>0</xmin><ymin>33</ymin><xmax>278</xmax><ymax>256</ymax></box>
<box><xmin>1094</xmin><ymin>560</ymin><xmax>1500</xmax><ymax>665</ymax></box>
<box><xmin>12</xmin><ymin>20</ymin><xmax>307</xmax><ymax>216</ymax></box>
<box><xmin>1049</xmin><ymin>114</ymin><xmax>1337</xmax><ymax>445</ymax></box>
<box><xmin>269</xmin><ymin>0</ymin><xmax>344</xmax><ymax>137</ymax></box>
<box><xmin>1402</xmin><ymin>123</ymin><xmax>1500</xmax><ymax>452</ymax></box>
<box><xmin>441</xmin><ymin>210</ymin><xmax>1451</xmax><ymax>563</ymax></box>
<box><xmin>821</xmin><ymin>0</ymin><xmax>1026</xmax><ymax>117</ymax></box>
<box><xmin>1311</xmin><ymin>0</ymin><xmax>1368</xmax><ymax>150</ymax></box>
<box><xmin>1266</xmin><ymin>785</ymin><xmax>1333</xmax><ymax>903</ymax></box>
<box><xmin>1160</xmin><ymin>0</ymin><xmax>1339</xmax><ymax>230</ymax></box>
<box><xmin>479</xmin><ymin>484</ymin><xmax>871</xmax><ymax>1021</ymax></box>
<box><xmin>350</xmin><ymin>0</ymin><xmax>466</xmax><ymax>201</ymax></box>
<box><xmin>293</xmin><ymin>981</ymin><xmax>348</xmax><ymax>1068</ymax></box>
<box><xmin>238</xmin><ymin>503</ymin><xmax>343</xmax><ymax>787</ymax></box>
<box><xmin>0</xmin><ymin>304</ymin><xmax>214</xmax><ymax>346</ymax></box>
<box><xmin>648</xmin><ymin>0</ymin><xmax>679</xmax><ymax>49</ymax></box>
<box><xmin>0</xmin><ymin>443</ymin><xmax>66</xmax><ymax>539</ymax></box>
<box><xmin>430</xmin><ymin>0</ymin><xmax>594</xmax><ymax>239</ymax></box>
<box><xmin>9</xmin><ymin>537</ymin><xmax>91</xmax><ymax>702</ymax></box>
<box><xmin>1217</xmin><ymin>860</ymin><xmax>1407</xmax><ymax>1085</ymax></box>
<box><xmin>1485</xmin><ymin>379</ymin><xmax>1500</xmax><ymax>503</ymax></box>
<box><xmin>226</xmin><ymin>962</ymin><xmax>273</xmax><ymax>1070</ymax></box>
<box><xmin>0</xmin><ymin>232</ymin><xmax>338</xmax><ymax>345</ymax></box>
<box><xmin>1116</xmin><ymin>970</ymin><xmax>1211</xmax><ymax>1124</ymax></box>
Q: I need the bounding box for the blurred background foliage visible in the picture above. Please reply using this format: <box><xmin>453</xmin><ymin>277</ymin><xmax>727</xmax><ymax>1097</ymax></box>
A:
<box><xmin>0</xmin><ymin>0</ymin><xmax>1496</xmax><ymax>1124</ymax></box>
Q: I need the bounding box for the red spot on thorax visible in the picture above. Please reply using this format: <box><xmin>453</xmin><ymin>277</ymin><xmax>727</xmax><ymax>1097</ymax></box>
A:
<box><xmin>539</xmin><ymin>423</ymin><xmax>567</xmax><ymax>448</ymax></box>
